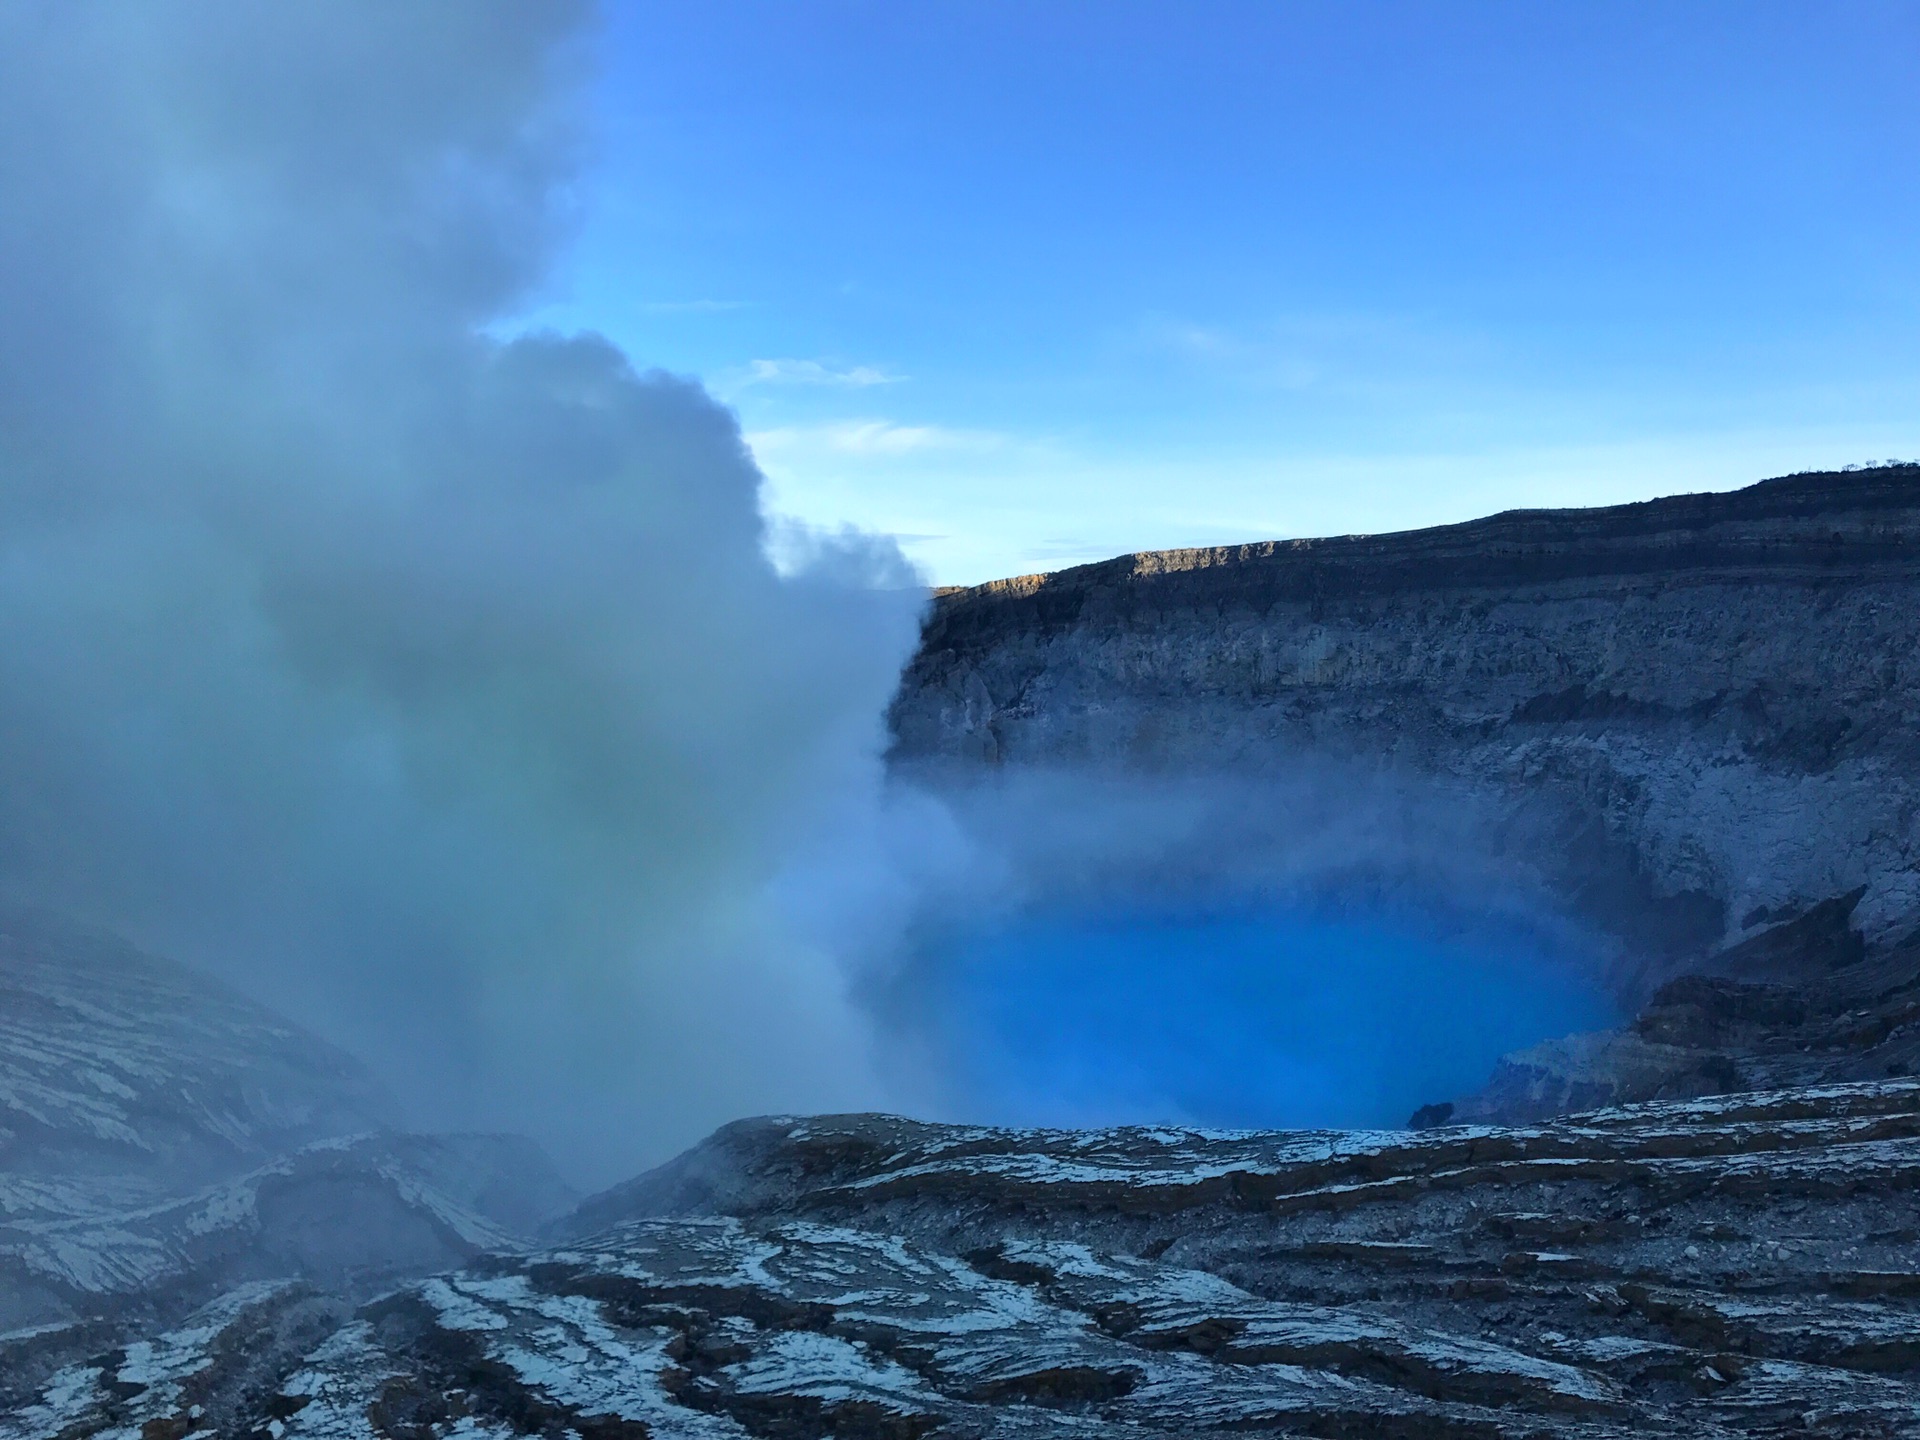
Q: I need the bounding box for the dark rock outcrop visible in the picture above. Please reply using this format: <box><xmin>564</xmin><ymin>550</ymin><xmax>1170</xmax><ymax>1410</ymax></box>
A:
<box><xmin>16</xmin><ymin>1081</ymin><xmax>1920</xmax><ymax>1437</ymax></box>
<box><xmin>1457</xmin><ymin>888</ymin><xmax>1920</xmax><ymax>1123</ymax></box>
<box><xmin>0</xmin><ymin>907</ymin><xmax>398</xmax><ymax>1191</ymax></box>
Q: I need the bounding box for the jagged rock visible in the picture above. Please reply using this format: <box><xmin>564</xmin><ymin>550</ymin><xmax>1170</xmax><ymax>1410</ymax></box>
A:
<box><xmin>1705</xmin><ymin>888</ymin><xmax>1873</xmax><ymax>982</ymax></box>
<box><xmin>1457</xmin><ymin>1029</ymin><xmax>1744</xmax><ymax>1122</ymax></box>
<box><xmin>0</xmin><ymin>1282</ymin><xmax>349</xmax><ymax>1440</ymax></box>
<box><xmin>0</xmin><ymin>908</ymin><xmax>397</xmax><ymax>1192</ymax></box>
<box><xmin>0</xmin><ymin>1131</ymin><xmax>575</xmax><ymax>1332</ymax></box>
<box><xmin>13</xmin><ymin>1081</ymin><xmax>1920</xmax><ymax>1437</ymax></box>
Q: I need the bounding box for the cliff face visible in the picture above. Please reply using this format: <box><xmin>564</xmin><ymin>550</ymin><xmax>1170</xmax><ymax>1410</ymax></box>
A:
<box><xmin>890</xmin><ymin>466</ymin><xmax>1920</xmax><ymax>962</ymax></box>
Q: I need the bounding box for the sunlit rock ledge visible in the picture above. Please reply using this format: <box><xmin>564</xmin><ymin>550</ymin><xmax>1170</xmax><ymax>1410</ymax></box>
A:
<box><xmin>892</xmin><ymin>465</ymin><xmax>1920</xmax><ymax>960</ymax></box>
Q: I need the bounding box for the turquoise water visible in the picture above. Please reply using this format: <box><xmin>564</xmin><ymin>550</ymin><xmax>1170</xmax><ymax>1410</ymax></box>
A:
<box><xmin>924</xmin><ymin>907</ymin><xmax>1615</xmax><ymax>1130</ymax></box>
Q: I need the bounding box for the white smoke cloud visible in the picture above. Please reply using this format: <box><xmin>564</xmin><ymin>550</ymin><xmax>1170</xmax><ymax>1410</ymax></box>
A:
<box><xmin>0</xmin><ymin>3</ymin><xmax>1631</xmax><ymax>1182</ymax></box>
<box><xmin>0</xmin><ymin>2</ymin><xmax>925</xmax><ymax>1182</ymax></box>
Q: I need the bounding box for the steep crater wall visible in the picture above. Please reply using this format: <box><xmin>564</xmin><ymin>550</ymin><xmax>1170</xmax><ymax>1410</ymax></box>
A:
<box><xmin>889</xmin><ymin>466</ymin><xmax>1920</xmax><ymax>970</ymax></box>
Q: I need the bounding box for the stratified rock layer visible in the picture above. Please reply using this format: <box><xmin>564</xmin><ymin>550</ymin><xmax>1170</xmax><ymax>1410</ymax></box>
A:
<box><xmin>15</xmin><ymin>1082</ymin><xmax>1920</xmax><ymax>1437</ymax></box>
<box><xmin>890</xmin><ymin>466</ymin><xmax>1920</xmax><ymax>954</ymax></box>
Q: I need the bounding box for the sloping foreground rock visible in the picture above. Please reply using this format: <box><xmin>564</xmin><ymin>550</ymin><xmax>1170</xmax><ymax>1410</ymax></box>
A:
<box><xmin>0</xmin><ymin>908</ymin><xmax>397</xmax><ymax>1192</ymax></box>
<box><xmin>0</xmin><ymin>912</ymin><xmax>574</xmax><ymax>1332</ymax></box>
<box><xmin>13</xmin><ymin>1081</ymin><xmax>1920</xmax><ymax>1437</ymax></box>
<box><xmin>890</xmin><ymin>465</ymin><xmax>1920</xmax><ymax>958</ymax></box>
<box><xmin>0</xmin><ymin>1130</ymin><xmax>571</xmax><ymax>1335</ymax></box>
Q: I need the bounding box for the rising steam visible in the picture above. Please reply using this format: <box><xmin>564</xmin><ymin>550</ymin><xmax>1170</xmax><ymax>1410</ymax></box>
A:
<box><xmin>0</xmin><ymin>2</ymin><xmax>922</xmax><ymax>1181</ymax></box>
<box><xmin>0</xmin><ymin>4</ymin><xmax>1613</xmax><ymax>1181</ymax></box>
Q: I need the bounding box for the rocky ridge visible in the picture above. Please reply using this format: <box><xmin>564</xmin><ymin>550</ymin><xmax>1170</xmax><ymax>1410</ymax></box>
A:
<box><xmin>1454</xmin><ymin>890</ymin><xmax>1920</xmax><ymax>1123</ymax></box>
<box><xmin>0</xmin><ymin>909</ymin><xmax>397</xmax><ymax>1192</ymax></box>
<box><xmin>0</xmin><ymin>912</ymin><xmax>574</xmax><ymax>1334</ymax></box>
<box><xmin>890</xmin><ymin>466</ymin><xmax>1920</xmax><ymax>958</ymax></box>
<box><xmin>11</xmin><ymin>1080</ymin><xmax>1920</xmax><ymax>1437</ymax></box>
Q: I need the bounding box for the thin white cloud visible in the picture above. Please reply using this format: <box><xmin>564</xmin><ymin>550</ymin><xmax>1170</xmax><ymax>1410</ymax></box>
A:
<box><xmin>1133</xmin><ymin>310</ymin><xmax>1495</xmax><ymax>395</ymax></box>
<box><xmin>640</xmin><ymin>299</ymin><xmax>750</xmax><ymax>313</ymax></box>
<box><xmin>749</xmin><ymin>419</ymin><xmax>1003</xmax><ymax>458</ymax></box>
<box><xmin>743</xmin><ymin>358</ymin><xmax>905</xmax><ymax>388</ymax></box>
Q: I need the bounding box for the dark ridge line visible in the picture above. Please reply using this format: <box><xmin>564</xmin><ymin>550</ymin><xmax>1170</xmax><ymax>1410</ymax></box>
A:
<box><xmin>922</xmin><ymin>466</ymin><xmax>1920</xmax><ymax>630</ymax></box>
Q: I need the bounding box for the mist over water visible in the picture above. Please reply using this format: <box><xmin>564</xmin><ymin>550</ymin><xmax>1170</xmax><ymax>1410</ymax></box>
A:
<box><xmin>0</xmin><ymin>5</ymin><xmax>1621</xmax><ymax>1185</ymax></box>
<box><xmin>856</xmin><ymin>766</ymin><xmax>1621</xmax><ymax>1130</ymax></box>
<box><xmin>916</xmin><ymin>904</ymin><xmax>1616</xmax><ymax>1130</ymax></box>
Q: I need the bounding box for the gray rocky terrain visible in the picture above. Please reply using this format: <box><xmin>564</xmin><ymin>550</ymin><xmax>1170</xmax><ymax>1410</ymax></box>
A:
<box><xmin>0</xmin><ymin>908</ymin><xmax>398</xmax><ymax>1193</ymax></box>
<box><xmin>0</xmin><ymin>912</ymin><xmax>574</xmax><ymax>1334</ymax></box>
<box><xmin>1454</xmin><ymin>889</ymin><xmax>1920</xmax><ymax>1124</ymax></box>
<box><xmin>9</xmin><ymin>1080</ymin><xmax>1920</xmax><ymax>1437</ymax></box>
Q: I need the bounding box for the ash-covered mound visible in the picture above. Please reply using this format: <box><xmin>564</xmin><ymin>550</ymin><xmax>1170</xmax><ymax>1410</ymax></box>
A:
<box><xmin>0</xmin><ymin>913</ymin><xmax>574</xmax><ymax>1332</ymax></box>
<box><xmin>0</xmin><ymin>908</ymin><xmax>398</xmax><ymax>1191</ymax></box>
<box><xmin>14</xmin><ymin>1080</ymin><xmax>1920</xmax><ymax>1438</ymax></box>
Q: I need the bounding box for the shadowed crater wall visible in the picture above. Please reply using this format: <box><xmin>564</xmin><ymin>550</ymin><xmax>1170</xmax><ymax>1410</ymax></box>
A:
<box><xmin>890</xmin><ymin>466</ymin><xmax>1920</xmax><ymax>971</ymax></box>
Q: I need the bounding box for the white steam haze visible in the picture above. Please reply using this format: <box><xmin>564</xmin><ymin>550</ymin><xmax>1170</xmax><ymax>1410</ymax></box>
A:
<box><xmin>0</xmin><ymin>3</ymin><xmax>1619</xmax><ymax>1184</ymax></box>
<box><xmin>0</xmin><ymin>2</ymin><xmax>927</xmax><ymax>1182</ymax></box>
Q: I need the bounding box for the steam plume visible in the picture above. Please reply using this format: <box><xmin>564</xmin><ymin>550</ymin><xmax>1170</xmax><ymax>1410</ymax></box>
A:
<box><xmin>0</xmin><ymin>5</ymin><xmax>1616</xmax><ymax>1177</ymax></box>
<box><xmin>0</xmin><ymin>2</ymin><xmax>922</xmax><ymax>1180</ymax></box>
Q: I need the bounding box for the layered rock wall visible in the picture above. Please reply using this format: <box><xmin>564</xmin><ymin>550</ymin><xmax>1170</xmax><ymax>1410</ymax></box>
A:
<box><xmin>890</xmin><ymin>466</ymin><xmax>1920</xmax><ymax>960</ymax></box>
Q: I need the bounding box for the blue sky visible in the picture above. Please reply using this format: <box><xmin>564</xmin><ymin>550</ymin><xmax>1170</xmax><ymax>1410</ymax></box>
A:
<box><xmin>533</xmin><ymin>2</ymin><xmax>1920</xmax><ymax>585</ymax></box>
